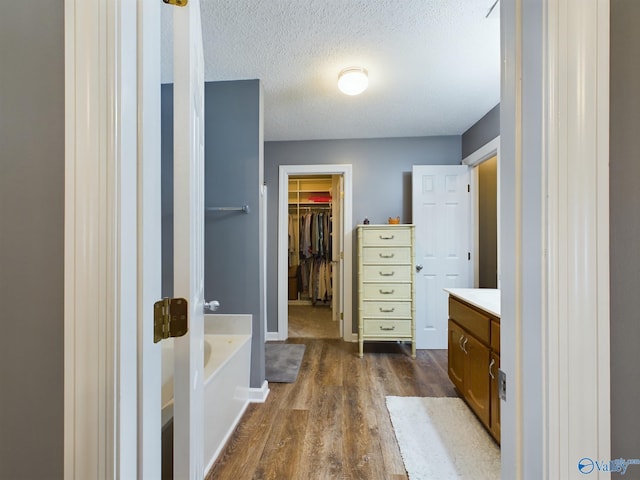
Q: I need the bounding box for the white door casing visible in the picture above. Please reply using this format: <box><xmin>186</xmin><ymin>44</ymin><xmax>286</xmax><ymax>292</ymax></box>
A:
<box><xmin>64</xmin><ymin>1</ymin><xmax>141</xmax><ymax>478</ymax></box>
<box><xmin>332</xmin><ymin>175</ymin><xmax>345</xmax><ymax>324</ymax></box>
<box><xmin>412</xmin><ymin>165</ymin><xmax>471</xmax><ymax>349</ymax></box>
<box><xmin>138</xmin><ymin>1</ymin><xmax>162</xmax><ymax>479</ymax></box>
<box><xmin>500</xmin><ymin>0</ymin><xmax>610</xmax><ymax>478</ymax></box>
<box><xmin>276</xmin><ymin>164</ymin><xmax>353</xmax><ymax>342</ymax></box>
<box><xmin>172</xmin><ymin>1</ymin><xmax>206</xmax><ymax>479</ymax></box>
<box><xmin>463</xmin><ymin>136</ymin><xmax>501</xmax><ymax>289</ymax></box>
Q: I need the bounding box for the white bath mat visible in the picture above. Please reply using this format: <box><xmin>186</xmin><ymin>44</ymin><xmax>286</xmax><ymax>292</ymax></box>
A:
<box><xmin>385</xmin><ymin>396</ymin><xmax>500</xmax><ymax>480</ymax></box>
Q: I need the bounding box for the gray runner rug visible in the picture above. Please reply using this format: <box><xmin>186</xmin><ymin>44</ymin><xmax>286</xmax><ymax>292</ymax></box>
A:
<box><xmin>265</xmin><ymin>343</ymin><xmax>306</xmax><ymax>383</ymax></box>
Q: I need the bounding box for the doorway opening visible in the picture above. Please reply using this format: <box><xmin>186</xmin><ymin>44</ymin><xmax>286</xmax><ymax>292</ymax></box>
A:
<box><xmin>477</xmin><ymin>155</ymin><xmax>498</xmax><ymax>288</ymax></box>
<box><xmin>287</xmin><ymin>174</ymin><xmax>340</xmax><ymax>338</ymax></box>
<box><xmin>463</xmin><ymin>136</ymin><xmax>500</xmax><ymax>289</ymax></box>
<box><xmin>277</xmin><ymin>164</ymin><xmax>353</xmax><ymax>342</ymax></box>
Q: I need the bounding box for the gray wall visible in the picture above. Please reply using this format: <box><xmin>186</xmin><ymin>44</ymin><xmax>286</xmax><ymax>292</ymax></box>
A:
<box><xmin>610</xmin><ymin>0</ymin><xmax>640</xmax><ymax>459</ymax></box>
<box><xmin>162</xmin><ymin>81</ymin><xmax>265</xmax><ymax>388</ymax></box>
<box><xmin>461</xmin><ymin>103</ymin><xmax>500</xmax><ymax>159</ymax></box>
<box><xmin>264</xmin><ymin>136</ymin><xmax>461</xmax><ymax>333</ymax></box>
<box><xmin>0</xmin><ymin>2</ymin><xmax>65</xmax><ymax>479</ymax></box>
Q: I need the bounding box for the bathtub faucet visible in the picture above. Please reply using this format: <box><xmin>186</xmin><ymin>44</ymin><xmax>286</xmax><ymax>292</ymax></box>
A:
<box><xmin>204</xmin><ymin>300</ymin><xmax>220</xmax><ymax>312</ymax></box>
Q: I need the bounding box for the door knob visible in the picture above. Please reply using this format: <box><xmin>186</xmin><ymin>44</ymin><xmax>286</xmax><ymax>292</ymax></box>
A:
<box><xmin>416</xmin><ymin>264</ymin><xmax>423</xmax><ymax>272</ymax></box>
<box><xmin>204</xmin><ymin>300</ymin><xmax>220</xmax><ymax>312</ymax></box>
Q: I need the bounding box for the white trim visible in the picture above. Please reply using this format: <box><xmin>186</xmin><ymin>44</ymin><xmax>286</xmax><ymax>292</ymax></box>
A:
<box><xmin>499</xmin><ymin>0</ymin><xmax>524</xmax><ymax>477</ymax></box>
<box><xmin>247</xmin><ymin>380</ymin><xmax>271</xmax><ymax>403</ymax></box>
<box><xmin>64</xmin><ymin>1</ymin><xmax>139</xmax><ymax>479</ymax></box>
<box><xmin>501</xmin><ymin>0</ymin><xmax>611</xmax><ymax>478</ymax></box>
<box><xmin>545</xmin><ymin>0</ymin><xmax>610</xmax><ymax>477</ymax></box>
<box><xmin>137</xmin><ymin>1</ymin><xmax>162</xmax><ymax>479</ymax></box>
<box><xmin>463</xmin><ymin>137</ymin><xmax>501</xmax><ymax>289</ymax></box>
<box><xmin>265</xmin><ymin>332</ymin><xmax>280</xmax><ymax>342</ymax></box>
<box><xmin>462</xmin><ymin>135</ymin><xmax>500</xmax><ymax>167</ymax></box>
<box><xmin>276</xmin><ymin>164</ymin><xmax>353</xmax><ymax>342</ymax></box>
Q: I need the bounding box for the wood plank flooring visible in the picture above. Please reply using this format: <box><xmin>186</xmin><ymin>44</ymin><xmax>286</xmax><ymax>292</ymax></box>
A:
<box><xmin>288</xmin><ymin>304</ymin><xmax>340</xmax><ymax>339</ymax></box>
<box><xmin>206</xmin><ymin>339</ymin><xmax>458</xmax><ymax>480</ymax></box>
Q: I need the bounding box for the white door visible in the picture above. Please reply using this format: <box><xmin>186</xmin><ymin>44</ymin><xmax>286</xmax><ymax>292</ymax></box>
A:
<box><xmin>172</xmin><ymin>2</ymin><xmax>206</xmax><ymax>479</ymax></box>
<box><xmin>412</xmin><ymin>165</ymin><xmax>471</xmax><ymax>349</ymax></box>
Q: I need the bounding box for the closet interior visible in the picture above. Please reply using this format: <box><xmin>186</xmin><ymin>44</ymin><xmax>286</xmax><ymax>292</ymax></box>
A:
<box><xmin>287</xmin><ymin>175</ymin><xmax>341</xmax><ymax>338</ymax></box>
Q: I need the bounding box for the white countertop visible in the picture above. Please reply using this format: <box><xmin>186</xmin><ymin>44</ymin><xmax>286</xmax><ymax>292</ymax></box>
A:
<box><xmin>443</xmin><ymin>288</ymin><xmax>501</xmax><ymax>318</ymax></box>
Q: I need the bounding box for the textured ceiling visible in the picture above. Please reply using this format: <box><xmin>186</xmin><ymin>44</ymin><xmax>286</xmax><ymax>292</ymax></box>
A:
<box><xmin>161</xmin><ymin>0</ymin><xmax>500</xmax><ymax>141</ymax></box>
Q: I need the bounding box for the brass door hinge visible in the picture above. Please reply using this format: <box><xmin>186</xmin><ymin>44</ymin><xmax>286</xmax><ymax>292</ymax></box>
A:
<box><xmin>163</xmin><ymin>0</ymin><xmax>188</xmax><ymax>6</ymax></box>
<box><xmin>154</xmin><ymin>297</ymin><xmax>188</xmax><ymax>343</ymax></box>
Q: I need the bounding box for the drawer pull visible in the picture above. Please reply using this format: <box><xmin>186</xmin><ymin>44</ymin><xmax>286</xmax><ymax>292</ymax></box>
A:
<box><xmin>379</xmin><ymin>234</ymin><xmax>395</xmax><ymax>240</ymax></box>
<box><xmin>379</xmin><ymin>271</ymin><xmax>395</xmax><ymax>277</ymax></box>
<box><xmin>379</xmin><ymin>289</ymin><xmax>395</xmax><ymax>295</ymax></box>
<box><xmin>489</xmin><ymin>358</ymin><xmax>496</xmax><ymax>379</ymax></box>
<box><xmin>379</xmin><ymin>307</ymin><xmax>395</xmax><ymax>313</ymax></box>
<box><xmin>379</xmin><ymin>325</ymin><xmax>396</xmax><ymax>331</ymax></box>
<box><xmin>379</xmin><ymin>253</ymin><xmax>395</xmax><ymax>258</ymax></box>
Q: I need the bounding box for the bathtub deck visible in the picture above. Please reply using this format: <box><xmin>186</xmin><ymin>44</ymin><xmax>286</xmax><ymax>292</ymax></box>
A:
<box><xmin>204</xmin><ymin>334</ymin><xmax>251</xmax><ymax>385</ymax></box>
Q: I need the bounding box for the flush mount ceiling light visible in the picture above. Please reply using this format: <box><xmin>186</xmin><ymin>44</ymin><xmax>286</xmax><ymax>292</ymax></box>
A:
<box><xmin>338</xmin><ymin>67</ymin><xmax>369</xmax><ymax>95</ymax></box>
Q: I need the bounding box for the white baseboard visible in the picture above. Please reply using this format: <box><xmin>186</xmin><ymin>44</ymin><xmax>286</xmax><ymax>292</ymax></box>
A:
<box><xmin>247</xmin><ymin>380</ymin><xmax>270</xmax><ymax>403</ymax></box>
<box><xmin>265</xmin><ymin>331</ymin><xmax>280</xmax><ymax>342</ymax></box>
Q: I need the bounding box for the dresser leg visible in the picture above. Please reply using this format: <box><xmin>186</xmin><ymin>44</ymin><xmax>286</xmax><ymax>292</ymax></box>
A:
<box><xmin>359</xmin><ymin>340</ymin><xmax>363</xmax><ymax>358</ymax></box>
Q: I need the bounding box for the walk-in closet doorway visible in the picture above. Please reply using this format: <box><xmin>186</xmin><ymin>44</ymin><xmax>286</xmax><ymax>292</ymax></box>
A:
<box><xmin>277</xmin><ymin>165</ymin><xmax>353</xmax><ymax>342</ymax></box>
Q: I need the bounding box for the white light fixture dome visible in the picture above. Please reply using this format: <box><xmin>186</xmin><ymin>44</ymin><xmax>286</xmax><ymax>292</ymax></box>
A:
<box><xmin>338</xmin><ymin>67</ymin><xmax>369</xmax><ymax>95</ymax></box>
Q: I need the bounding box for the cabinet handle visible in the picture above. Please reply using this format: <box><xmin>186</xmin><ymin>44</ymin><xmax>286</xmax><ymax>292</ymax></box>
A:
<box><xmin>379</xmin><ymin>325</ymin><xmax>396</xmax><ymax>331</ymax></box>
<box><xmin>489</xmin><ymin>358</ymin><xmax>496</xmax><ymax>379</ymax></box>
<box><xmin>462</xmin><ymin>337</ymin><xmax>469</xmax><ymax>354</ymax></box>
<box><xmin>458</xmin><ymin>335</ymin><xmax>465</xmax><ymax>350</ymax></box>
<box><xmin>379</xmin><ymin>307</ymin><xmax>395</xmax><ymax>313</ymax></box>
<box><xmin>379</xmin><ymin>253</ymin><xmax>395</xmax><ymax>258</ymax></box>
<box><xmin>379</xmin><ymin>271</ymin><xmax>395</xmax><ymax>277</ymax></box>
<box><xmin>379</xmin><ymin>289</ymin><xmax>395</xmax><ymax>295</ymax></box>
<box><xmin>379</xmin><ymin>234</ymin><xmax>395</xmax><ymax>240</ymax></box>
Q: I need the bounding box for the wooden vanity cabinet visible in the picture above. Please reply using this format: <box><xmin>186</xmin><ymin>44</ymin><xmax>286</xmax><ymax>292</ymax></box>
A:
<box><xmin>463</xmin><ymin>334</ymin><xmax>491</xmax><ymax>426</ymax></box>
<box><xmin>490</xmin><ymin>351</ymin><xmax>501</xmax><ymax>440</ymax></box>
<box><xmin>447</xmin><ymin>296</ymin><xmax>500</xmax><ymax>443</ymax></box>
<box><xmin>447</xmin><ymin>321</ymin><xmax>465</xmax><ymax>392</ymax></box>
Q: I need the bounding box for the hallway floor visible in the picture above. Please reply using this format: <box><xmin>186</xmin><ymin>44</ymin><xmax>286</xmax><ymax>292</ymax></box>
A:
<box><xmin>206</xmin><ymin>338</ymin><xmax>457</xmax><ymax>479</ymax></box>
<box><xmin>288</xmin><ymin>304</ymin><xmax>339</xmax><ymax>338</ymax></box>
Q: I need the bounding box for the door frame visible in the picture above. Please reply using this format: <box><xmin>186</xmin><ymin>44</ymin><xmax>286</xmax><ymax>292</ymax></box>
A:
<box><xmin>276</xmin><ymin>164</ymin><xmax>353</xmax><ymax>342</ymax></box>
<box><xmin>462</xmin><ymin>136</ymin><xmax>500</xmax><ymax>289</ymax></box>
<box><xmin>500</xmin><ymin>0</ymin><xmax>610</xmax><ymax>478</ymax></box>
<box><xmin>63</xmin><ymin>0</ymin><xmax>612</xmax><ymax>477</ymax></box>
<box><xmin>64</xmin><ymin>1</ymin><xmax>142</xmax><ymax>478</ymax></box>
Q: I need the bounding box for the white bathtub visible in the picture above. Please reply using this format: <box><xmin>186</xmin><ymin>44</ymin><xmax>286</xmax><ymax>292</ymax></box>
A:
<box><xmin>161</xmin><ymin>314</ymin><xmax>252</xmax><ymax>473</ymax></box>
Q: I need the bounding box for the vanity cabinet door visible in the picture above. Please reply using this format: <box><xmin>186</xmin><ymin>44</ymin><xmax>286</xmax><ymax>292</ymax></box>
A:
<box><xmin>490</xmin><ymin>352</ymin><xmax>501</xmax><ymax>442</ymax></box>
<box><xmin>464</xmin><ymin>334</ymin><xmax>491</xmax><ymax>427</ymax></box>
<box><xmin>447</xmin><ymin>320</ymin><xmax>465</xmax><ymax>393</ymax></box>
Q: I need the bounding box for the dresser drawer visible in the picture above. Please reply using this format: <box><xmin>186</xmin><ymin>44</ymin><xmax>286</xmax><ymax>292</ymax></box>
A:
<box><xmin>362</xmin><ymin>265</ymin><xmax>412</xmax><ymax>282</ymax></box>
<box><xmin>363</xmin><ymin>319</ymin><xmax>412</xmax><ymax>337</ymax></box>
<box><xmin>362</xmin><ymin>246</ymin><xmax>412</xmax><ymax>264</ymax></box>
<box><xmin>360</xmin><ymin>227</ymin><xmax>412</xmax><ymax>246</ymax></box>
<box><xmin>362</xmin><ymin>301</ymin><xmax>412</xmax><ymax>318</ymax></box>
<box><xmin>362</xmin><ymin>283</ymin><xmax>412</xmax><ymax>300</ymax></box>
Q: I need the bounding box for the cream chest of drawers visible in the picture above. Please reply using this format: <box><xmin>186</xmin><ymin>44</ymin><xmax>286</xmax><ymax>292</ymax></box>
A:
<box><xmin>357</xmin><ymin>224</ymin><xmax>416</xmax><ymax>358</ymax></box>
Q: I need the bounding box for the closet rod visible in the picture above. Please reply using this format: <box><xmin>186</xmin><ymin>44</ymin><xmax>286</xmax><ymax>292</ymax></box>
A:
<box><xmin>206</xmin><ymin>205</ymin><xmax>250</xmax><ymax>213</ymax></box>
